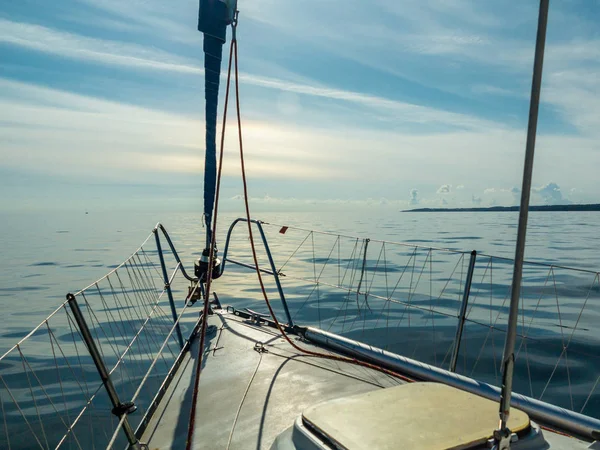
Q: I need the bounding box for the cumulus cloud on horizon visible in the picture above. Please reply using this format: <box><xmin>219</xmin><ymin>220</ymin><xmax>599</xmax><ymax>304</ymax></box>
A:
<box><xmin>481</xmin><ymin>182</ymin><xmax>572</xmax><ymax>206</ymax></box>
<box><xmin>409</xmin><ymin>188</ymin><xmax>419</xmax><ymax>205</ymax></box>
<box><xmin>437</xmin><ymin>184</ymin><xmax>451</xmax><ymax>194</ymax></box>
<box><xmin>533</xmin><ymin>182</ymin><xmax>568</xmax><ymax>205</ymax></box>
<box><xmin>510</xmin><ymin>186</ymin><xmax>520</xmax><ymax>198</ymax></box>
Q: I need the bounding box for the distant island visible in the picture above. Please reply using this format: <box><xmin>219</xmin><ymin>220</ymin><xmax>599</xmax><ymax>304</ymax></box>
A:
<box><xmin>403</xmin><ymin>204</ymin><xmax>600</xmax><ymax>212</ymax></box>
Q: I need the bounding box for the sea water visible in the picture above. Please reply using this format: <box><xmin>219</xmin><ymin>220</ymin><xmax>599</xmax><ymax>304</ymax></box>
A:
<box><xmin>1</xmin><ymin>209</ymin><xmax>599</xmax><ymax>445</ymax></box>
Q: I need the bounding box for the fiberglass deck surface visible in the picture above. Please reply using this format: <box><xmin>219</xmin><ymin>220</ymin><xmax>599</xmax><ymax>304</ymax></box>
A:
<box><xmin>142</xmin><ymin>309</ymin><xmax>403</xmax><ymax>449</ymax></box>
<box><xmin>142</xmin><ymin>309</ymin><xmax>596</xmax><ymax>450</ymax></box>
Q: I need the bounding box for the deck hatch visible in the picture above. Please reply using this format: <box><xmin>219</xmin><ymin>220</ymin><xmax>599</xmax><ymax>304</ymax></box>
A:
<box><xmin>302</xmin><ymin>382</ymin><xmax>530</xmax><ymax>450</ymax></box>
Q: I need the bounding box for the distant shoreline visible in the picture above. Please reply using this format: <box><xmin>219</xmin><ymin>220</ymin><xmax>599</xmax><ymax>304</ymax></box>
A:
<box><xmin>403</xmin><ymin>204</ymin><xmax>600</xmax><ymax>212</ymax></box>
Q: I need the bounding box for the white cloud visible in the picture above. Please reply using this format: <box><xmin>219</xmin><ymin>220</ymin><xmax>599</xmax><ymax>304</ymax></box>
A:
<box><xmin>543</xmin><ymin>68</ymin><xmax>600</xmax><ymax>138</ymax></box>
<box><xmin>437</xmin><ymin>184</ymin><xmax>451</xmax><ymax>194</ymax></box>
<box><xmin>409</xmin><ymin>188</ymin><xmax>419</xmax><ymax>205</ymax></box>
<box><xmin>239</xmin><ymin>73</ymin><xmax>499</xmax><ymax>130</ymax></box>
<box><xmin>471</xmin><ymin>85</ymin><xmax>524</xmax><ymax>97</ymax></box>
<box><xmin>0</xmin><ymin>17</ymin><xmax>506</xmax><ymax>134</ymax></box>
<box><xmin>510</xmin><ymin>186</ymin><xmax>521</xmax><ymax>203</ymax></box>
<box><xmin>5</xmin><ymin>76</ymin><xmax>600</xmax><ymax>200</ymax></box>
<box><xmin>243</xmin><ymin>0</ymin><xmax>600</xmax><ymax>147</ymax></box>
<box><xmin>533</xmin><ymin>182</ymin><xmax>567</xmax><ymax>205</ymax></box>
<box><xmin>226</xmin><ymin>195</ymin><xmax>405</xmax><ymax>209</ymax></box>
<box><xmin>242</xmin><ymin>0</ymin><xmax>542</xmax><ymax>101</ymax></box>
<box><xmin>0</xmin><ymin>79</ymin><xmax>345</xmax><ymax>181</ymax></box>
<box><xmin>482</xmin><ymin>186</ymin><xmax>520</xmax><ymax>206</ymax></box>
<box><xmin>0</xmin><ymin>18</ymin><xmax>201</xmax><ymax>73</ymax></box>
<box><xmin>3</xmin><ymin>2</ymin><xmax>600</xmax><ymax>206</ymax></box>
<box><xmin>72</xmin><ymin>0</ymin><xmax>197</xmax><ymax>43</ymax></box>
<box><xmin>481</xmin><ymin>183</ymin><xmax>572</xmax><ymax>206</ymax></box>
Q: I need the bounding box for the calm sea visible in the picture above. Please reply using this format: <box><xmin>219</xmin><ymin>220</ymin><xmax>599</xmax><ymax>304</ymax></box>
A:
<box><xmin>2</xmin><ymin>210</ymin><xmax>599</xmax><ymax>327</ymax></box>
<box><xmin>1</xmin><ymin>209</ymin><xmax>599</xmax><ymax>446</ymax></box>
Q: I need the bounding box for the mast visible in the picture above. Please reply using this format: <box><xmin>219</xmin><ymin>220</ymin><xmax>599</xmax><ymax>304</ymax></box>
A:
<box><xmin>198</xmin><ymin>0</ymin><xmax>237</xmax><ymax>248</ymax></box>
<box><xmin>494</xmin><ymin>1</ymin><xmax>550</xmax><ymax>448</ymax></box>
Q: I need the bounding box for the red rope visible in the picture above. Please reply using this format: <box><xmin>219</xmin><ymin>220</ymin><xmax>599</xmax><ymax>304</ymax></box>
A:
<box><xmin>539</xmin><ymin>425</ymin><xmax>573</xmax><ymax>438</ymax></box>
<box><xmin>184</xmin><ymin>27</ymin><xmax>580</xmax><ymax>447</ymax></box>
<box><xmin>230</xmin><ymin>41</ymin><xmax>583</xmax><ymax>442</ymax></box>
<box><xmin>185</xmin><ymin>36</ymin><xmax>235</xmax><ymax>450</ymax></box>
<box><xmin>186</xmin><ymin>26</ymin><xmax>411</xmax><ymax>449</ymax></box>
<box><xmin>231</xmin><ymin>38</ymin><xmax>412</xmax><ymax>383</ymax></box>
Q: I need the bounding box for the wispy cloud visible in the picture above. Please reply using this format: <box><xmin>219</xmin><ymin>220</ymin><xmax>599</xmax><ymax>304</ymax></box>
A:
<box><xmin>471</xmin><ymin>84</ymin><xmax>525</xmax><ymax>97</ymax></box>
<box><xmin>72</xmin><ymin>0</ymin><xmax>197</xmax><ymax>43</ymax></box>
<box><xmin>2</xmin><ymin>0</ymin><xmax>600</xmax><ymax>209</ymax></box>
<box><xmin>0</xmin><ymin>18</ymin><xmax>201</xmax><ymax>73</ymax></box>
<box><xmin>243</xmin><ymin>0</ymin><xmax>535</xmax><ymax>79</ymax></box>
<box><xmin>5</xmin><ymin>75</ymin><xmax>600</xmax><ymax>198</ymax></box>
<box><xmin>239</xmin><ymin>73</ymin><xmax>500</xmax><ymax>131</ymax></box>
<box><xmin>1</xmin><ymin>18</ymin><xmax>504</xmax><ymax>133</ymax></box>
<box><xmin>0</xmin><ymin>79</ymin><xmax>347</xmax><ymax>181</ymax></box>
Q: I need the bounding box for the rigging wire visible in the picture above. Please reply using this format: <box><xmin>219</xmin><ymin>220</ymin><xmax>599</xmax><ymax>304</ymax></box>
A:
<box><xmin>185</xmin><ymin>19</ymin><xmax>584</xmax><ymax>446</ymax></box>
<box><xmin>230</xmin><ymin>29</ymin><xmax>411</xmax><ymax>382</ymax></box>
<box><xmin>186</xmin><ymin>12</ymin><xmax>413</xmax><ymax>448</ymax></box>
<box><xmin>185</xmin><ymin>26</ymin><xmax>236</xmax><ymax>450</ymax></box>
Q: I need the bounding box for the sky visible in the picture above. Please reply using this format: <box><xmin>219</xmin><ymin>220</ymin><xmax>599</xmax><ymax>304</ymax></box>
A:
<box><xmin>1</xmin><ymin>0</ymin><xmax>600</xmax><ymax>212</ymax></box>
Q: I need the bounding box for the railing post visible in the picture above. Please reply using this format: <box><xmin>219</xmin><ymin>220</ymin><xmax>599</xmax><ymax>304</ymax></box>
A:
<box><xmin>219</xmin><ymin>218</ymin><xmax>245</xmax><ymax>274</ymax></box>
<box><xmin>255</xmin><ymin>221</ymin><xmax>294</xmax><ymax>327</ymax></box>
<box><xmin>155</xmin><ymin>223</ymin><xmax>196</xmax><ymax>282</ymax></box>
<box><xmin>219</xmin><ymin>218</ymin><xmax>294</xmax><ymax>326</ymax></box>
<box><xmin>154</xmin><ymin>229</ymin><xmax>184</xmax><ymax>349</ymax></box>
<box><xmin>66</xmin><ymin>294</ymin><xmax>142</xmax><ymax>449</ymax></box>
<box><xmin>449</xmin><ymin>250</ymin><xmax>477</xmax><ymax>373</ymax></box>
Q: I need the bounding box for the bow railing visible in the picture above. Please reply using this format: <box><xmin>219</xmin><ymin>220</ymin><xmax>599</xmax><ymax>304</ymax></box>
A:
<box><xmin>221</xmin><ymin>219</ymin><xmax>600</xmax><ymax>421</ymax></box>
<box><xmin>2</xmin><ymin>217</ymin><xmax>599</xmax><ymax>449</ymax></box>
<box><xmin>0</xmin><ymin>224</ymin><xmax>199</xmax><ymax>450</ymax></box>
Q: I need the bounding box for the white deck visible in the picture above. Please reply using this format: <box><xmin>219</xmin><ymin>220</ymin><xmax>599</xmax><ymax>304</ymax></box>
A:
<box><xmin>142</xmin><ymin>310</ymin><xmax>402</xmax><ymax>449</ymax></box>
<box><xmin>142</xmin><ymin>309</ymin><xmax>595</xmax><ymax>450</ymax></box>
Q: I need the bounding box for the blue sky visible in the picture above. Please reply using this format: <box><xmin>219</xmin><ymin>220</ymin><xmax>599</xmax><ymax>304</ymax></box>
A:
<box><xmin>1</xmin><ymin>0</ymin><xmax>600</xmax><ymax>212</ymax></box>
